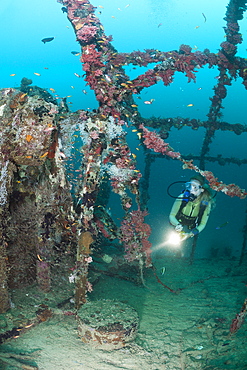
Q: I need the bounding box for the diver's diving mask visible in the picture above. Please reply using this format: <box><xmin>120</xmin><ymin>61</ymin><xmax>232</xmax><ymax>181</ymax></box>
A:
<box><xmin>185</xmin><ymin>181</ymin><xmax>202</xmax><ymax>194</ymax></box>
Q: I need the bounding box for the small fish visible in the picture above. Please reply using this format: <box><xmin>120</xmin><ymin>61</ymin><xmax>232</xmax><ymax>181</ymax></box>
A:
<box><xmin>26</xmin><ymin>134</ymin><xmax>33</xmax><ymax>142</ymax></box>
<box><xmin>202</xmin><ymin>12</ymin><xmax>207</xmax><ymax>22</ymax></box>
<box><xmin>44</xmin><ymin>126</ymin><xmax>55</xmax><ymax>132</ymax></box>
<box><xmin>40</xmin><ymin>152</ymin><xmax>48</xmax><ymax>158</ymax></box>
<box><xmin>59</xmin><ymin>152</ymin><xmax>66</xmax><ymax>159</ymax></box>
<box><xmin>187</xmin><ymin>103</ymin><xmax>194</xmax><ymax>107</ymax></box>
<box><xmin>49</xmin><ymin>88</ymin><xmax>56</xmax><ymax>92</ymax></box>
<box><xmin>105</xmin><ymin>75</ymin><xmax>111</xmax><ymax>82</ymax></box>
<box><xmin>10</xmin><ymin>73</ymin><xmax>16</xmax><ymax>76</ymax></box>
<box><xmin>82</xmin><ymin>89</ymin><xmax>87</xmax><ymax>94</ymax></box>
<box><xmin>34</xmin><ymin>72</ymin><xmax>41</xmax><ymax>76</ymax></box>
<box><xmin>71</xmin><ymin>51</ymin><xmax>80</xmax><ymax>56</ymax></box>
<box><xmin>61</xmin><ymin>6</ymin><xmax>67</xmax><ymax>13</ymax></box>
<box><xmin>161</xmin><ymin>267</ymin><xmax>166</xmax><ymax>275</ymax></box>
<box><xmin>195</xmin><ymin>25</ymin><xmax>200</xmax><ymax>29</ymax></box>
<box><xmin>37</xmin><ymin>254</ymin><xmax>43</xmax><ymax>262</ymax></box>
<box><xmin>137</xmin><ymin>133</ymin><xmax>142</xmax><ymax>139</ymax></box>
<box><xmin>216</xmin><ymin>221</ymin><xmax>229</xmax><ymax>230</ymax></box>
<box><xmin>131</xmin><ymin>104</ymin><xmax>138</xmax><ymax>107</ymax></box>
<box><xmin>125</xmin><ymin>4</ymin><xmax>130</xmax><ymax>8</ymax></box>
<box><xmin>74</xmin><ymin>73</ymin><xmax>80</xmax><ymax>78</ymax></box>
<box><xmin>144</xmin><ymin>99</ymin><xmax>154</xmax><ymax>105</ymax></box>
<box><xmin>158</xmin><ymin>23</ymin><xmax>162</xmax><ymax>28</ymax></box>
<box><xmin>41</xmin><ymin>37</ymin><xmax>54</xmax><ymax>44</ymax></box>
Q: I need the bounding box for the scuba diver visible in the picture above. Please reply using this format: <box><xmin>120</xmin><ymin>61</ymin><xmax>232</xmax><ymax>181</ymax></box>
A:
<box><xmin>169</xmin><ymin>174</ymin><xmax>214</xmax><ymax>261</ymax></box>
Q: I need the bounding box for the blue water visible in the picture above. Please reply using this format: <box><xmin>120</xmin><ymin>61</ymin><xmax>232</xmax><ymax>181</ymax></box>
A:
<box><xmin>1</xmin><ymin>0</ymin><xmax>246</xmax><ymax>118</ymax></box>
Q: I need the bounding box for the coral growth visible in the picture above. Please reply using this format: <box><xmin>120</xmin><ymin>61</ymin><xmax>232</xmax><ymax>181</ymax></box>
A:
<box><xmin>120</xmin><ymin>210</ymin><xmax>152</xmax><ymax>267</ymax></box>
<box><xmin>139</xmin><ymin>124</ymin><xmax>181</xmax><ymax>159</ymax></box>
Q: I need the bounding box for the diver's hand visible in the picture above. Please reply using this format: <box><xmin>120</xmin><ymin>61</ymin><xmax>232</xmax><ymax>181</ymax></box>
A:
<box><xmin>180</xmin><ymin>232</ymin><xmax>193</xmax><ymax>241</ymax></box>
<box><xmin>175</xmin><ymin>224</ymin><xmax>183</xmax><ymax>232</ymax></box>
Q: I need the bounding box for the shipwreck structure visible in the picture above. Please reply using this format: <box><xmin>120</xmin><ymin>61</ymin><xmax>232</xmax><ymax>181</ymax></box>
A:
<box><xmin>0</xmin><ymin>0</ymin><xmax>247</xmax><ymax>314</ymax></box>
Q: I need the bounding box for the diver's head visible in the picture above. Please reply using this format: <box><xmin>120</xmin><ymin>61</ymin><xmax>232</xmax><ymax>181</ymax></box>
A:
<box><xmin>185</xmin><ymin>174</ymin><xmax>205</xmax><ymax>199</ymax></box>
<box><xmin>185</xmin><ymin>180</ymin><xmax>204</xmax><ymax>197</ymax></box>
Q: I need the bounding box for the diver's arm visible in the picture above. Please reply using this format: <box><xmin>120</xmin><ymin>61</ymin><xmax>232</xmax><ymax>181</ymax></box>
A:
<box><xmin>169</xmin><ymin>197</ymin><xmax>183</xmax><ymax>227</ymax></box>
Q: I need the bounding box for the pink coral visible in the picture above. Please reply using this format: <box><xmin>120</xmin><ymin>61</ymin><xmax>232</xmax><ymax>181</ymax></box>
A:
<box><xmin>77</xmin><ymin>25</ymin><xmax>98</xmax><ymax>42</ymax></box>
<box><xmin>220</xmin><ymin>41</ymin><xmax>237</xmax><ymax>55</ymax></box>
<box><xmin>179</xmin><ymin>44</ymin><xmax>192</xmax><ymax>54</ymax></box>
<box><xmin>120</xmin><ymin>209</ymin><xmax>152</xmax><ymax>266</ymax></box>
<box><xmin>89</xmin><ymin>130</ymin><xmax>99</xmax><ymax>139</ymax></box>
<box><xmin>139</xmin><ymin>124</ymin><xmax>181</xmax><ymax>159</ymax></box>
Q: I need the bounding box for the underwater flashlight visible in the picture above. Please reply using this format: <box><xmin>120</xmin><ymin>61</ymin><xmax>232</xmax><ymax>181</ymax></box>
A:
<box><xmin>153</xmin><ymin>230</ymin><xmax>188</xmax><ymax>253</ymax></box>
<box><xmin>167</xmin><ymin>230</ymin><xmax>190</xmax><ymax>246</ymax></box>
<box><xmin>167</xmin><ymin>231</ymin><xmax>183</xmax><ymax>246</ymax></box>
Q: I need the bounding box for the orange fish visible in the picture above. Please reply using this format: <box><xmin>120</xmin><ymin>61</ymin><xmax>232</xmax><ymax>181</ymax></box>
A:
<box><xmin>40</xmin><ymin>152</ymin><xmax>48</xmax><ymax>158</ymax></box>
<box><xmin>34</xmin><ymin>72</ymin><xmax>41</xmax><ymax>76</ymax></box>
<box><xmin>26</xmin><ymin>134</ymin><xmax>33</xmax><ymax>142</ymax></box>
<box><xmin>10</xmin><ymin>73</ymin><xmax>16</xmax><ymax>77</ymax></box>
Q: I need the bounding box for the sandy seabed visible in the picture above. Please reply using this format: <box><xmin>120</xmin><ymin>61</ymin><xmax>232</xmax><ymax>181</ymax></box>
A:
<box><xmin>1</xmin><ymin>256</ymin><xmax>247</xmax><ymax>370</ymax></box>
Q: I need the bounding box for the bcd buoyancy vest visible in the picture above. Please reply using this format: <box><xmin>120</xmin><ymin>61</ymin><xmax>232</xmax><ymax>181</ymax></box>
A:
<box><xmin>176</xmin><ymin>195</ymin><xmax>208</xmax><ymax>230</ymax></box>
